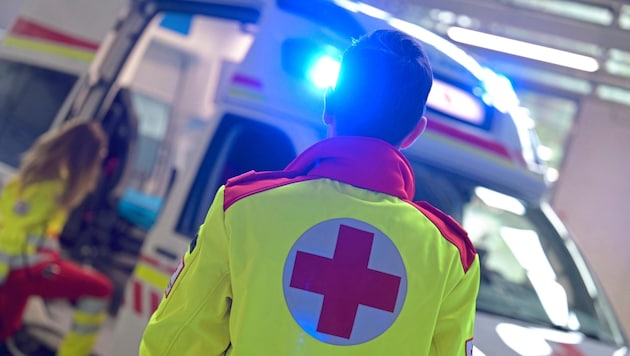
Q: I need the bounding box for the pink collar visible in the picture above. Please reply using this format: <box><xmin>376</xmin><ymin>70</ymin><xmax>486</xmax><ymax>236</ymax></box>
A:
<box><xmin>285</xmin><ymin>136</ymin><xmax>416</xmax><ymax>200</ymax></box>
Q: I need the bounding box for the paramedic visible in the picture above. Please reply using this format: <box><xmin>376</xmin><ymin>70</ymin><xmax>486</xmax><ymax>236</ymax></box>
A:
<box><xmin>0</xmin><ymin>120</ymin><xmax>113</xmax><ymax>356</ymax></box>
<box><xmin>140</xmin><ymin>29</ymin><xmax>480</xmax><ymax>355</ymax></box>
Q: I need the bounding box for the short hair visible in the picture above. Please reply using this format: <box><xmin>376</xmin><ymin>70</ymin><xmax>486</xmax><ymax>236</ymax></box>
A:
<box><xmin>330</xmin><ymin>29</ymin><xmax>433</xmax><ymax>146</ymax></box>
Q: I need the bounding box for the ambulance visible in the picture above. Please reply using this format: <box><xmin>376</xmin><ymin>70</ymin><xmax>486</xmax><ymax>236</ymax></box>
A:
<box><xmin>0</xmin><ymin>0</ymin><xmax>628</xmax><ymax>355</ymax></box>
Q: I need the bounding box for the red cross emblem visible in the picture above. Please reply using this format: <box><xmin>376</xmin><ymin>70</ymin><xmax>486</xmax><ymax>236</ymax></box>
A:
<box><xmin>283</xmin><ymin>219</ymin><xmax>407</xmax><ymax>345</ymax></box>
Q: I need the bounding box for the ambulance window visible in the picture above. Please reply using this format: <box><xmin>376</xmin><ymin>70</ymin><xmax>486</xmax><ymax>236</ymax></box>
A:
<box><xmin>105</xmin><ymin>12</ymin><xmax>257</xmax><ymax>233</ymax></box>
<box><xmin>127</xmin><ymin>92</ymin><xmax>171</xmax><ymax>191</ymax></box>
<box><xmin>465</xmin><ymin>188</ymin><xmax>619</xmax><ymax>344</ymax></box>
<box><xmin>176</xmin><ymin>115</ymin><xmax>296</xmax><ymax>237</ymax></box>
<box><xmin>412</xmin><ymin>163</ymin><xmax>471</xmax><ymax>223</ymax></box>
<box><xmin>411</xmin><ymin>163</ymin><xmax>622</xmax><ymax>343</ymax></box>
<box><xmin>0</xmin><ymin>59</ymin><xmax>77</xmax><ymax>167</ymax></box>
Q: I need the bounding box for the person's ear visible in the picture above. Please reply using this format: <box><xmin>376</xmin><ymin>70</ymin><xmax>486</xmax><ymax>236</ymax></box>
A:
<box><xmin>323</xmin><ymin>87</ymin><xmax>336</xmax><ymax>126</ymax></box>
<box><xmin>400</xmin><ymin>116</ymin><xmax>427</xmax><ymax>149</ymax></box>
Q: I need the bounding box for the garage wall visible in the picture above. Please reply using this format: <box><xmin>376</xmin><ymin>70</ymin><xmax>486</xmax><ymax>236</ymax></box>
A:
<box><xmin>552</xmin><ymin>96</ymin><xmax>630</xmax><ymax>336</ymax></box>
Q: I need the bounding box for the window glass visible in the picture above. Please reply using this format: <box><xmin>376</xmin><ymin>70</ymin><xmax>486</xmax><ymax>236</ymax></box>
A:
<box><xmin>0</xmin><ymin>59</ymin><xmax>77</xmax><ymax>167</ymax></box>
<box><xmin>176</xmin><ymin>115</ymin><xmax>296</xmax><ymax>237</ymax></box>
<box><xmin>465</xmin><ymin>190</ymin><xmax>616</xmax><ymax>343</ymax></box>
<box><xmin>412</xmin><ymin>164</ymin><xmax>622</xmax><ymax>345</ymax></box>
<box><xmin>516</xmin><ymin>90</ymin><xmax>578</xmax><ymax>183</ymax></box>
<box><xmin>114</xmin><ymin>38</ymin><xmax>183</xmax><ymax>231</ymax></box>
<box><xmin>127</xmin><ymin>92</ymin><xmax>171</xmax><ymax>194</ymax></box>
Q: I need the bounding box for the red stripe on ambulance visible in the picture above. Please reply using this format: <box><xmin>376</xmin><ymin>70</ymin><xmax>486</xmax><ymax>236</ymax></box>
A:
<box><xmin>10</xmin><ymin>18</ymin><xmax>100</xmax><ymax>51</ymax></box>
<box><xmin>133</xmin><ymin>280</ymin><xmax>142</xmax><ymax>314</ymax></box>
<box><xmin>427</xmin><ymin>119</ymin><xmax>512</xmax><ymax>160</ymax></box>
<box><xmin>128</xmin><ymin>279</ymin><xmax>164</xmax><ymax>316</ymax></box>
<box><xmin>140</xmin><ymin>255</ymin><xmax>178</xmax><ymax>275</ymax></box>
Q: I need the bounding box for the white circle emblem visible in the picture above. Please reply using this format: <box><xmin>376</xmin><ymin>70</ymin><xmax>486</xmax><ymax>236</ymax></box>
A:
<box><xmin>283</xmin><ymin>218</ymin><xmax>407</xmax><ymax>345</ymax></box>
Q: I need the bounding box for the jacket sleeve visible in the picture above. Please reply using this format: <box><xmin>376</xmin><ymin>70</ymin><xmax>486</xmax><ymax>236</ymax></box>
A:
<box><xmin>0</xmin><ymin>179</ymin><xmax>64</xmax><ymax>284</ymax></box>
<box><xmin>430</xmin><ymin>255</ymin><xmax>480</xmax><ymax>356</ymax></box>
<box><xmin>140</xmin><ymin>186</ymin><xmax>232</xmax><ymax>355</ymax></box>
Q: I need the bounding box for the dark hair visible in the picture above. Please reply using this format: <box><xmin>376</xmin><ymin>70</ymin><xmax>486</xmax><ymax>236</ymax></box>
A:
<box><xmin>329</xmin><ymin>29</ymin><xmax>433</xmax><ymax>145</ymax></box>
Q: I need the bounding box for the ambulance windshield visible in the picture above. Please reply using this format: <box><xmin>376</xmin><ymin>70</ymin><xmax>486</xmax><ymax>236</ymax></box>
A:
<box><xmin>413</xmin><ymin>164</ymin><xmax>624</xmax><ymax>346</ymax></box>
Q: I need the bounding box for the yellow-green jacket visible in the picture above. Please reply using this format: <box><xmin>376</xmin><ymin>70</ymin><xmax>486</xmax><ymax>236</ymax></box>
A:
<box><xmin>141</xmin><ymin>137</ymin><xmax>480</xmax><ymax>355</ymax></box>
<box><xmin>0</xmin><ymin>178</ymin><xmax>67</xmax><ymax>283</ymax></box>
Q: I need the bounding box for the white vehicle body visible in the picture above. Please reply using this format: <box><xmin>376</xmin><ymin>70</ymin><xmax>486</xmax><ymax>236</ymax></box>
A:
<box><xmin>0</xmin><ymin>1</ymin><xmax>627</xmax><ymax>355</ymax></box>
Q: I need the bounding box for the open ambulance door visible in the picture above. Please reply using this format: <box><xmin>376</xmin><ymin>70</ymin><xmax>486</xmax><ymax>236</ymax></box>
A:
<box><xmin>55</xmin><ymin>0</ymin><xmax>264</xmax><ymax>318</ymax></box>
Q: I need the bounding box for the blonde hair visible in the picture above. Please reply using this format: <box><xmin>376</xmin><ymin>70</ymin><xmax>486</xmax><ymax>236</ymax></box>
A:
<box><xmin>19</xmin><ymin>120</ymin><xmax>108</xmax><ymax>210</ymax></box>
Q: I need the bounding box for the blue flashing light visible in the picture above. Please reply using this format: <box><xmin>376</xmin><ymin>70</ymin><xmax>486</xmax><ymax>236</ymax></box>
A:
<box><xmin>307</xmin><ymin>55</ymin><xmax>341</xmax><ymax>89</ymax></box>
<box><xmin>281</xmin><ymin>38</ymin><xmax>343</xmax><ymax>90</ymax></box>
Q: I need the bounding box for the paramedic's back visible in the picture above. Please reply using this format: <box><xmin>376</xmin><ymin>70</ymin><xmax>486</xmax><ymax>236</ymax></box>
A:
<box><xmin>140</xmin><ymin>29</ymin><xmax>480</xmax><ymax>356</ymax></box>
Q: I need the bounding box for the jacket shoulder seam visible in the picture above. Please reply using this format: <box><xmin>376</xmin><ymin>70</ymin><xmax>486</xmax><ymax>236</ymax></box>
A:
<box><xmin>409</xmin><ymin>200</ymin><xmax>477</xmax><ymax>273</ymax></box>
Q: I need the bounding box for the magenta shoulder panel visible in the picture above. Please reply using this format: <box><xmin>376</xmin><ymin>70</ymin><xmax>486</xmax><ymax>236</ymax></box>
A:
<box><xmin>411</xmin><ymin>201</ymin><xmax>477</xmax><ymax>273</ymax></box>
<box><xmin>223</xmin><ymin>170</ymin><xmax>315</xmax><ymax>210</ymax></box>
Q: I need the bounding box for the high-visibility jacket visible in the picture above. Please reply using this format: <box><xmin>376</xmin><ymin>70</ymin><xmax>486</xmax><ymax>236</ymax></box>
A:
<box><xmin>0</xmin><ymin>178</ymin><xmax>113</xmax><ymax>356</ymax></box>
<box><xmin>0</xmin><ymin>178</ymin><xmax>67</xmax><ymax>283</ymax></box>
<box><xmin>140</xmin><ymin>136</ymin><xmax>480</xmax><ymax>356</ymax></box>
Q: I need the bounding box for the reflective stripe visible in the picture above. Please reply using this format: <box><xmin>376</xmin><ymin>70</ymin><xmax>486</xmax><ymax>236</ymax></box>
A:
<box><xmin>68</xmin><ymin>298</ymin><xmax>108</xmax><ymax>336</ymax></box>
<box><xmin>0</xmin><ymin>264</ymin><xmax>7</xmax><ymax>285</ymax></box>
<box><xmin>73</xmin><ymin>310</ymin><xmax>106</xmax><ymax>326</ymax></box>
<box><xmin>0</xmin><ymin>251</ymin><xmax>9</xmax><ymax>264</ymax></box>
<box><xmin>6</xmin><ymin>254</ymin><xmax>49</xmax><ymax>268</ymax></box>
<box><xmin>0</xmin><ymin>254</ymin><xmax>8</xmax><ymax>282</ymax></box>
<box><xmin>0</xmin><ymin>235</ymin><xmax>58</xmax><ymax>269</ymax></box>
<box><xmin>71</xmin><ymin>305</ymin><xmax>107</xmax><ymax>335</ymax></box>
<box><xmin>26</xmin><ymin>235</ymin><xmax>59</xmax><ymax>251</ymax></box>
<box><xmin>76</xmin><ymin>297</ymin><xmax>108</xmax><ymax>315</ymax></box>
<box><xmin>70</xmin><ymin>322</ymin><xmax>102</xmax><ymax>335</ymax></box>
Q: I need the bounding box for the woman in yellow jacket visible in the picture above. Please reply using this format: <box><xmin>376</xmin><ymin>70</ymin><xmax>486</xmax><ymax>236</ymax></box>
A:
<box><xmin>0</xmin><ymin>120</ymin><xmax>113</xmax><ymax>356</ymax></box>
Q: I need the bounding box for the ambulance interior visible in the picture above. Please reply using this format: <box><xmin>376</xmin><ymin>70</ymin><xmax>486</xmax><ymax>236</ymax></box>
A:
<box><xmin>8</xmin><ymin>4</ymin><xmax>627</xmax><ymax>354</ymax></box>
